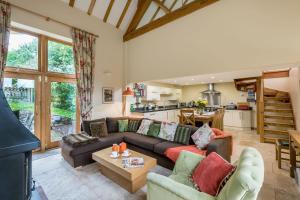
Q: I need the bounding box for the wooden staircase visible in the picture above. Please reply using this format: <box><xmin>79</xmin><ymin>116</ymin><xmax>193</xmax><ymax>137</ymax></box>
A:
<box><xmin>262</xmin><ymin>88</ymin><xmax>296</xmax><ymax>143</ymax></box>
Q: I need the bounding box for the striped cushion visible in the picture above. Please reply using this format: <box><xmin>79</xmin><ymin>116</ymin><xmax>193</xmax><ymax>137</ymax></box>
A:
<box><xmin>174</xmin><ymin>126</ymin><xmax>191</xmax><ymax>145</ymax></box>
<box><xmin>128</xmin><ymin>120</ymin><xmax>141</xmax><ymax>132</ymax></box>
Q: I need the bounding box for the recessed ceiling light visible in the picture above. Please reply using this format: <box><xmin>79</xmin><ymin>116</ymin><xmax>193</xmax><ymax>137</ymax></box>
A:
<box><xmin>210</xmin><ymin>76</ymin><xmax>215</xmax><ymax>79</ymax></box>
<box><xmin>201</xmin><ymin>82</ymin><xmax>205</xmax><ymax>84</ymax></box>
<box><xmin>174</xmin><ymin>80</ymin><xmax>177</xmax><ymax>82</ymax></box>
<box><xmin>219</xmin><ymin>80</ymin><xmax>223</xmax><ymax>82</ymax></box>
<box><xmin>191</xmin><ymin>78</ymin><xmax>194</xmax><ymax>81</ymax></box>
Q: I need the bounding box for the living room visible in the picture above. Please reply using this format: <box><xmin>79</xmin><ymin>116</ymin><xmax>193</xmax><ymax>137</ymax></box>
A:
<box><xmin>0</xmin><ymin>0</ymin><xmax>300</xmax><ymax>200</ymax></box>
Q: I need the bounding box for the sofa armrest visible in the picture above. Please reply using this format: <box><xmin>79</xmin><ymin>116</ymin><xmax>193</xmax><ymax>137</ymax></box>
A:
<box><xmin>147</xmin><ymin>173</ymin><xmax>215</xmax><ymax>200</ymax></box>
<box><xmin>206</xmin><ymin>137</ymin><xmax>232</xmax><ymax>162</ymax></box>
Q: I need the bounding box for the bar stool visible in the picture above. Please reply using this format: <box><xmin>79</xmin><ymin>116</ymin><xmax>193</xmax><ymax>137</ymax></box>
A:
<box><xmin>275</xmin><ymin>139</ymin><xmax>290</xmax><ymax>169</ymax></box>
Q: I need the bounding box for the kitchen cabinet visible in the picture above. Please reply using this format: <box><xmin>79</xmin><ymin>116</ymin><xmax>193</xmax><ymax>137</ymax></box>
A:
<box><xmin>169</xmin><ymin>89</ymin><xmax>182</xmax><ymax>101</ymax></box>
<box><xmin>133</xmin><ymin>109</ymin><xmax>180</xmax><ymax>123</ymax></box>
<box><xmin>224</xmin><ymin>110</ymin><xmax>252</xmax><ymax>129</ymax></box>
<box><xmin>144</xmin><ymin>86</ymin><xmax>160</xmax><ymax>101</ymax></box>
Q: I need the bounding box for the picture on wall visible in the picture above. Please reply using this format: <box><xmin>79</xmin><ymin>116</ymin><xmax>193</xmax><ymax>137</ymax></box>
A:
<box><xmin>102</xmin><ymin>87</ymin><xmax>113</xmax><ymax>104</ymax></box>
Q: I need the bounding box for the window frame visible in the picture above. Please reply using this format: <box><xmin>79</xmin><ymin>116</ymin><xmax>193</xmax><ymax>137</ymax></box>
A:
<box><xmin>4</xmin><ymin>27</ymin><xmax>79</xmax><ymax>151</ymax></box>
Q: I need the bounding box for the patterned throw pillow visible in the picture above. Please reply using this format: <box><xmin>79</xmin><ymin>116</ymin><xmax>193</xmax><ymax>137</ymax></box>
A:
<box><xmin>158</xmin><ymin>122</ymin><xmax>178</xmax><ymax>141</ymax></box>
<box><xmin>192</xmin><ymin>123</ymin><xmax>214</xmax><ymax>149</ymax></box>
<box><xmin>147</xmin><ymin>123</ymin><xmax>161</xmax><ymax>137</ymax></box>
<box><xmin>89</xmin><ymin>122</ymin><xmax>108</xmax><ymax>138</ymax></box>
<box><xmin>137</xmin><ymin>119</ymin><xmax>153</xmax><ymax>135</ymax></box>
<box><xmin>118</xmin><ymin>119</ymin><xmax>128</xmax><ymax>132</ymax></box>
<box><xmin>128</xmin><ymin>120</ymin><xmax>141</xmax><ymax>132</ymax></box>
<box><xmin>174</xmin><ymin>126</ymin><xmax>191</xmax><ymax>145</ymax></box>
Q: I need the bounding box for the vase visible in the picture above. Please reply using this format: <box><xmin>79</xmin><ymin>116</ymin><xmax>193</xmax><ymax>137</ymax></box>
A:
<box><xmin>197</xmin><ymin>108</ymin><xmax>204</xmax><ymax>115</ymax></box>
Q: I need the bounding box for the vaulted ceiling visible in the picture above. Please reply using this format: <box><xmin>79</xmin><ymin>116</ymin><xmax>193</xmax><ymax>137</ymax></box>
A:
<box><xmin>61</xmin><ymin>0</ymin><xmax>218</xmax><ymax>41</ymax></box>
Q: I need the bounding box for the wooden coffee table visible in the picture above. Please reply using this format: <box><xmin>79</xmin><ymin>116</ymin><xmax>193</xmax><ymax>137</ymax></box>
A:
<box><xmin>92</xmin><ymin>147</ymin><xmax>157</xmax><ymax>193</ymax></box>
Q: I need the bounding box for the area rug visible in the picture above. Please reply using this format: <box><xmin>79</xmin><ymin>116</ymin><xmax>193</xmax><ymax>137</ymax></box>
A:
<box><xmin>32</xmin><ymin>153</ymin><xmax>172</xmax><ymax>200</ymax></box>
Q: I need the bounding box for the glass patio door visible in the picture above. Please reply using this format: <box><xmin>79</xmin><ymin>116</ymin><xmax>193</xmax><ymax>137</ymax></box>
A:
<box><xmin>45</xmin><ymin>77</ymin><xmax>79</xmax><ymax>149</ymax></box>
<box><xmin>2</xmin><ymin>75</ymin><xmax>41</xmax><ymax>139</ymax></box>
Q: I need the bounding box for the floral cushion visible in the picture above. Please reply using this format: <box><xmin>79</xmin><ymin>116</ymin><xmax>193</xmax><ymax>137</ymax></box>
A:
<box><xmin>191</xmin><ymin>123</ymin><xmax>214</xmax><ymax>149</ymax></box>
<box><xmin>158</xmin><ymin>122</ymin><xmax>178</xmax><ymax>141</ymax></box>
<box><xmin>137</xmin><ymin>119</ymin><xmax>153</xmax><ymax>135</ymax></box>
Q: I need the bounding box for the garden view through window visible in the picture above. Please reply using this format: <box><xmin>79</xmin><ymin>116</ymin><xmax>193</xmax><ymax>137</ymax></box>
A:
<box><xmin>48</xmin><ymin>40</ymin><xmax>75</xmax><ymax>74</ymax></box>
<box><xmin>3</xmin><ymin>78</ymin><xmax>35</xmax><ymax>133</ymax></box>
<box><xmin>7</xmin><ymin>30</ymin><xmax>38</xmax><ymax>70</ymax></box>
<box><xmin>4</xmin><ymin>29</ymin><xmax>78</xmax><ymax>149</ymax></box>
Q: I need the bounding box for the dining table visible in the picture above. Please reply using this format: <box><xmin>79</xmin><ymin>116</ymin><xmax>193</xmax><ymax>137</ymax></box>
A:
<box><xmin>289</xmin><ymin>130</ymin><xmax>300</xmax><ymax>178</ymax></box>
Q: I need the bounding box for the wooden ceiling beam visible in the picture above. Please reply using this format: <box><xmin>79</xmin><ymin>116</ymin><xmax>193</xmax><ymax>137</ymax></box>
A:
<box><xmin>87</xmin><ymin>0</ymin><xmax>97</xmax><ymax>15</ymax></box>
<box><xmin>183</xmin><ymin>0</ymin><xmax>189</xmax><ymax>6</ymax></box>
<box><xmin>152</xmin><ymin>0</ymin><xmax>170</xmax><ymax>13</ymax></box>
<box><xmin>124</xmin><ymin>0</ymin><xmax>219</xmax><ymax>41</ymax></box>
<box><xmin>103</xmin><ymin>0</ymin><xmax>115</xmax><ymax>22</ymax></box>
<box><xmin>150</xmin><ymin>0</ymin><xmax>166</xmax><ymax>22</ymax></box>
<box><xmin>125</xmin><ymin>0</ymin><xmax>152</xmax><ymax>34</ymax></box>
<box><xmin>263</xmin><ymin>70</ymin><xmax>290</xmax><ymax>79</ymax></box>
<box><xmin>170</xmin><ymin>0</ymin><xmax>179</xmax><ymax>11</ymax></box>
<box><xmin>69</xmin><ymin>0</ymin><xmax>75</xmax><ymax>7</ymax></box>
<box><xmin>116</xmin><ymin>0</ymin><xmax>132</xmax><ymax>28</ymax></box>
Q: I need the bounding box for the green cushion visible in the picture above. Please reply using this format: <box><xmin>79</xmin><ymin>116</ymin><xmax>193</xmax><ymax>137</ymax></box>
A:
<box><xmin>118</xmin><ymin>119</ymin><xmax>128</xmax><ymax>132</ymax></box>
<box><xmin>147</xmin><ymin>123</ymin><xmax>161</xmax><ymax>137</ymax></box>
<box><xmin>128</xmin><ymin>120</ymin><xmax>140</xmax><ymax>132</ymax></box>
<box><xmin>174</xmin><ymin>126</ymin><xmax>191</xmax><ymax>145</ymax></box>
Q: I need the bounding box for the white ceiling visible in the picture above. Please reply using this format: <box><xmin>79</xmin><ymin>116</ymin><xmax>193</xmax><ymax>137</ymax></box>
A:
<box><xmin>60</xmin><ymin>0</ymin><xmax>196</xmax><ymax>31</ymax></box>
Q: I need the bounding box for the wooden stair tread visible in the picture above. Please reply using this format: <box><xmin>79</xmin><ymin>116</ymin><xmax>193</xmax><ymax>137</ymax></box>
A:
<box><xmin>264</xmin><ymin>121</ymin><xmax>295</xmax><ymax>127</ymax></box>
<box><xmin>264</xmin><ymin>102</ymin><xmax>291</xmax><ymax>105</ymax></box>
<box><xmin>264</xmin><ymin>115</ymin><xmax>294</xmax><ymax>120</ymax></box>
<box><xmin>264</xmin><ymin>108</ymin><xmax>293</xmax><ymax>113</ymax></box>
<box><xmin>264</xmin><ymin>97</ymin><xmax>290</xmax><ymax>100</ymax></box>
<box><xmin>264</xmin><ymin>134</ymin><xmax>289</xmax><ymax>140</ymax></box>
<box><xmin>264</xmin><ymin>129</ymin><xmax>289</xmax><ymax>134</ymax></box>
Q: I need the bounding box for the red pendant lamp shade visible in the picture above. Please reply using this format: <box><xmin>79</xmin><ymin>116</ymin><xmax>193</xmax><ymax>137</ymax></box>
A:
<box><xmin>122</xmin><ymin>87</ymin><xmax>134</xmax><ymax>96</ymax></box>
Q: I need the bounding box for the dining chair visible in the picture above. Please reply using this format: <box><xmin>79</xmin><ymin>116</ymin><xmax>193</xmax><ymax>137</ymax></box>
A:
<box><xmin>180</xmin><ymin>109</ymin><xmax>196</xmax><ymax>126</ymax></box>
<box><xmin>212</xmin><ymin>108</ymin><xmax>225</xmax><ymax>130</ymax></box>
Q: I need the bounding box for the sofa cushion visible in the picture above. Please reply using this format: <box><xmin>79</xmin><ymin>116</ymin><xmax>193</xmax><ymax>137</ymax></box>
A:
<box><xmin>154</xmin><ymin>141</ymin><xmax>182</xmax><ymax>155</ymax></box>
<box><xmin>90</xmin><ymin>121</ymin><xmax>108</xmax><ymax>137</ymax></box>
<box><xmin>98</xmin><ymin>132</ymin><xmax>125</xmax><ymax>146</ymax></box>
<box><xmin>82</xmin><ymin>118</ymin><xmax>106</xmax><ymax>135</ymax></box>
<box><xmin>106</xmin><ymin>117</ymin><xmax>128</xmax><ymax>133</ymax></box>
<box><xmin>158</xmin><ymin>122</ymin><xmax>178</xmax><ymax>141</ymax></box>
<box><xmin>128</xmin><ymin>119</ymin><xmax>142</xmax><ymax>132</ymax></box>
<box><xmin>118</xmin><ymin>119</ymin><xmax>128</xmax><ymax>132</ymax></box>
<box><xmin>192</xmin><ymin>124</ymin><xmax>214</xmax><ymax>149</ymax></box>
<box><xmin>147</xmin><ymin>123</ymin><xmax>161</xmax><ymax>137</ymax></box>
<box><xmin>137</xmin><ymin>119</ymin><xmax>153</xmax><ymax>135</ymax></box>
<box><xmin>123</xmin><ymin>132</ymin><xmax>163</xmax><ymax>151</ymax></box>
<box><xmin>174</xmin><ymin>126</ymin><xmax>191</xmax><ymax>145</ymax></box>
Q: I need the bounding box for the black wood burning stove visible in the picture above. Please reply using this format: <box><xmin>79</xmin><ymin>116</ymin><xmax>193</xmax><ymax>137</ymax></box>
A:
<box><xmin>0</xmin><ymin>88</ymin><xmax>40</xmax><ymax>200</ymax></box>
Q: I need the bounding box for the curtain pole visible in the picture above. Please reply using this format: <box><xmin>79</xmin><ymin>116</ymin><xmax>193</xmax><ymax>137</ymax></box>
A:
<box><xmin>3</xmin><ymin>0</ymin><xmax>99</xmax><ymax>38</ymax></box>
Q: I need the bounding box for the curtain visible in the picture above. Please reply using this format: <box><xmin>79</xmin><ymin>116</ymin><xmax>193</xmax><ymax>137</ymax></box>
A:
<box><xmin>0</xmin><ymin>1</ymin><xmax>11</xmax><ymax>86</ymax></box>
<box><xmin>72</xmin><ymin>28</ymin><xmax>96</xmax><ymax>120</ymax></box>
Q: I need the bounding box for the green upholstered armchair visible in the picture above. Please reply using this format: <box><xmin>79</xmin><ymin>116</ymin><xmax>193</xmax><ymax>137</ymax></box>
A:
<box><xmin>147</xmin><ymin>147</ymin><xmax>264</xmax><ymax>200</ymax></box>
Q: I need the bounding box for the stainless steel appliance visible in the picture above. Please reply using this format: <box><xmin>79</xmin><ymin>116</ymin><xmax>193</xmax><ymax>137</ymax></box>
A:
<box><xmin>201</xmin><ymin>83</ymin><xmax>221</xmax><ymax>106</ymax></box>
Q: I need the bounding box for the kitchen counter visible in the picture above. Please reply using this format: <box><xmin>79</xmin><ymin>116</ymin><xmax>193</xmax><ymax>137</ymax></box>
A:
<box><xmin>132</xmin><ymin>107</ymin><xmax>186</xmax><ymax>113</ymax></box>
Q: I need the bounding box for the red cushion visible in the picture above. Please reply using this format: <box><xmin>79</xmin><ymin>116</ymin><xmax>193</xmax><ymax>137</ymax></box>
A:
<box><xmin>192</xmin><ymin>152</ymin><xmax>235</xmax><ymax>196</ymax></box>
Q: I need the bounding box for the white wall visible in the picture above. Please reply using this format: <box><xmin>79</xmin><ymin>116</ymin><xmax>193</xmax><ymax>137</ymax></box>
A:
<box><xmin>125</xmin><ymin>0</ymin><xmax>300</xmax><ymax>83</ymax></box>
<box><xmin>288</xmin><ymin>68</ymin><xmax>300</xmax><ymax>130</ymax></box>
<box><xmin>264</xmin><ymin>77</ymin><xmax>290</xmax><ymax>92</ymax></box>
<box><xmin>8</xmin><ymin>0</ymin><xmax>124</xmax><ymax>118</ymax></box>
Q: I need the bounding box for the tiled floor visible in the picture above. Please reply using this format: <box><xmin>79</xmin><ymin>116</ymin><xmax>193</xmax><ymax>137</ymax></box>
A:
<box><xmin>228</xmin><ymin>128</ymin><xmax>300</xmax><ymax>200</ymax></box>
<box><xmin>33</xmin><ymin>128</ymin><xmax>300</xmax><ymax>200</ymax></box>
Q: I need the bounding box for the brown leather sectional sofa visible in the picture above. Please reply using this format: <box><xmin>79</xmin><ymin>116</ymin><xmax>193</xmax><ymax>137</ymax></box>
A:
<box><xmin>61</xmin><ymin>117</ymin><xmax>232</xmax><ymax>169</ymax></box>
